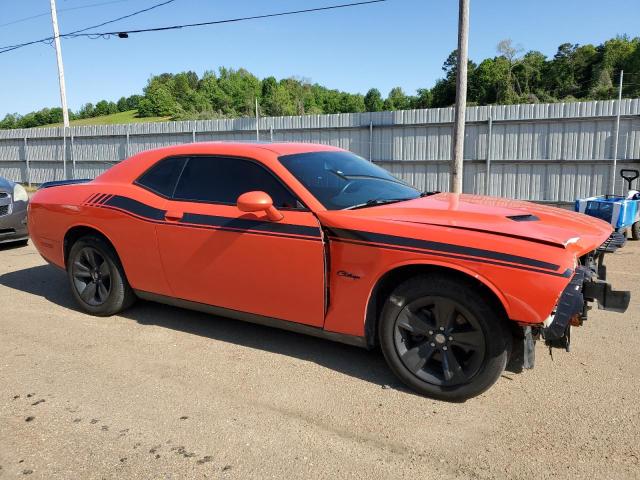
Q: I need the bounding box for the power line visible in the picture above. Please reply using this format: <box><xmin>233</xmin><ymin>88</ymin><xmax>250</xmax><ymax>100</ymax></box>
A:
<box><xmin>72</xmin><ymin>0</ymin><xmax>388</xmax><ymax>38</ymax></box>
<box><xmin>0</xmin><ymin>0</ymin><xmax>144</xmax><ymax>29</ymax></box>
<box><xmin>0</xmin><ymin>0</ymin><xmax>178</xmax><ymax>54</ymax></box>
<box><xmin>67</xmin><ymin>0</ymin><xmax>177</xmax><ymax>36</ymax></box>
<box><xmin>0</xmin><ymin>0</ymin><xmax>387</xmax><ymax>54</ymax></box>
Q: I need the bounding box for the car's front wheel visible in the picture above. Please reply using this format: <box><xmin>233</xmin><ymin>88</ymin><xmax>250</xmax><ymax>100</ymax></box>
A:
<box><xmin>379</xmin><ymin>274</ymin><xmax>511</xmax><ymax>401</ymax></box>
<box><xmin>67</xmin><ymin>235</ymin><xmax>135</xmax><ymax>316</ymax></box>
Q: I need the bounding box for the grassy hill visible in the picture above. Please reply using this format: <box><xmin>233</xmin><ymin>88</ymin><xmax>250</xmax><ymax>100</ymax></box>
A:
<box><xmin>41</xmin><ymin>110</ymin><xmax>171</xmax><ymax>128</ymax></box>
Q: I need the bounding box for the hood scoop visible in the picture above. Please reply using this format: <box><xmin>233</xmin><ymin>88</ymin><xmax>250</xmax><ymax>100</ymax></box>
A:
<box><xmin>507</xmin><ymin>214</ymin><xmax>539</xmax><ymax>222</ymax></box>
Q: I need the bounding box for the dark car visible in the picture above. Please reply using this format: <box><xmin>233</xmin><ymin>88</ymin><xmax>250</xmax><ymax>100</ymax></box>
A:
<box><xmin>0</xmin><ymin>176</ymin><xmax>29</xmax><ymax>246</ymax></box>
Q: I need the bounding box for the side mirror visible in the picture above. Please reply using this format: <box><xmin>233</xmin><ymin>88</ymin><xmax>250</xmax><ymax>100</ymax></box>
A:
<box><xmin>237</xmin><ymin>191</ymin><xmax>283</xmax><ymax>222</ymax></box>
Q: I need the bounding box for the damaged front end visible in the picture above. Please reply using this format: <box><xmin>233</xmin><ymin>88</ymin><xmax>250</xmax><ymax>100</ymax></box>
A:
<box><xmin>520</xmin><ymin>232</ymin><xmax>630</xmax><ymax>368</ymax></box>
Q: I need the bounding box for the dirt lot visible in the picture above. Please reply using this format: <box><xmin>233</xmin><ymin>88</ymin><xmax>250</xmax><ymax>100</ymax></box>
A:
<box><xmin>0</xmin><ymin>241</ymin><xmax>639</xmax><ymax>479</ymax></box>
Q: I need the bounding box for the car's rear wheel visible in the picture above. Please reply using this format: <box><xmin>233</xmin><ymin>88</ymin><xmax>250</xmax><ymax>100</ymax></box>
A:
<box><xmin>379</xmin><ymin>275</ymin><xmax>511</xmax><ymax>401</ymax></box>
<box><xmin>67</xmin><ymin>235</ymin><xmax>135</xmax><ymax>316</ymax></box>
<box><xmin>631</xmin><ymin>221</ymin><xmax>639</xmax><ymax>241</ymax></box>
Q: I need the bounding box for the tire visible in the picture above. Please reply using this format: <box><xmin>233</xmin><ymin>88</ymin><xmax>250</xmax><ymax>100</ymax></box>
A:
<box><xmin>632</xmin><ymin>221</ymin><xmax>640</xmax><ymax>241</ymax></box>
<box><xmin>67</xmin><ymin>235</ymin><xmax>135</xmax><ymax>316</ymax></box>
<box><xmin>379</xmin><ymin>274</ymin><xmax>511</xmax><ymax>401</ymax></box>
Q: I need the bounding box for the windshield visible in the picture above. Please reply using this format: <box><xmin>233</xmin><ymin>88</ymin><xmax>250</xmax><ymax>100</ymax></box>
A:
<box><xmin>278</xmin><ymin>151</ymin><xmax>421</xmax><ymax>210</ymax></box>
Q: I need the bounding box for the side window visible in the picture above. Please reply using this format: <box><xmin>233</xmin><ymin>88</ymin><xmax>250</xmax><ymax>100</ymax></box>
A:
<box><xmin>136</xmin><ymin>156</ymin><xmax>186</xmax><ymax>197</ymax></box>
<box><xmin>173</xmin><ymin>156</ymin><xmax>300</xmax><ymax>209</ymax></box>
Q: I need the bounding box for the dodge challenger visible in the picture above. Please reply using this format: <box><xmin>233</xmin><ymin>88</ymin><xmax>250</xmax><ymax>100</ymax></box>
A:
<box><xmin>28</xmin><ymin>143</ymin><xmax>630</xmax><ymax>400</ymax></box>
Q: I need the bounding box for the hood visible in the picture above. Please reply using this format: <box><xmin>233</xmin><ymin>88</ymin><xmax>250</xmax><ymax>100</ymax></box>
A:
<box><xmin>346</xmin><ymin>193</ymin><xmax>612</xmax><ymax>253</ymax></box>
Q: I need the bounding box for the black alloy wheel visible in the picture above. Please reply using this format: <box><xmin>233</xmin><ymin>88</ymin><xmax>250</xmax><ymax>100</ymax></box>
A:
<box><xmin>379</xmin><ymin>274</ymin><xmax>511</xmax><ymax>401</ymax></box>
<box><xmin>393</xmin><ymin>296</ymin><xmax>485</xmax><ymax>387</ymax></box>
<box><xmin>67</xmin><ymin>235</ymin><xmax>135</xmax><ymax>316</ymax></box>
<box><xmin>71</xmin><ymin>246</ymin><xmax>112</xmax><ymax>306</ymax></box>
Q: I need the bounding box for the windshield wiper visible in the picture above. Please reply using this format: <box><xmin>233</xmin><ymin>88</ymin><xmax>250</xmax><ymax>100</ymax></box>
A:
<box><xmin>344</xmin><ymin>191</ymin><xmax>438</xmax><ymax>210</ymax></box>
<box><xmin>327</xmin><ymin>169</ymin><xmax>349</xmax><ymax>181</ymax></box>
<box><xmin>344</xmin><ymin>198</ymin><xmax>414</xmax><ymax>210</ymax></box>
<box><xmin>327</xmin><ymin>170</ymin><xmax>407</xmax><ymax>186</ymax></box>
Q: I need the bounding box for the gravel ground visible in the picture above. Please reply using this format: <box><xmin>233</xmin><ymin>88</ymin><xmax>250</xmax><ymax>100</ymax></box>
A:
<box><xmin>0</xmin><ymin>241</ymin><xmax>639</xmax><ymax>479</ymax></box>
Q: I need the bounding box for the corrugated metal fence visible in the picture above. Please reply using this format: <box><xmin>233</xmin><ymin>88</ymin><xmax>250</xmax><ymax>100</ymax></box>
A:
<box><xmin>1</xmin><ymin>98</ymin><xmax>639</xmax><ymax>202</ymax></box>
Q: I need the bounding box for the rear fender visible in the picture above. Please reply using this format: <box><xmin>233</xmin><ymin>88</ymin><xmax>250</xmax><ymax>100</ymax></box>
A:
<box><xmin>62</xmin><ymin>223</ymin><xmax>119</xmax><ymax>269</ymax></box>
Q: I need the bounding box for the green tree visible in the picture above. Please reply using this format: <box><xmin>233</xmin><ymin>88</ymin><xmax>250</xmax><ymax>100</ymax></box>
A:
<box><xmin>412</xmin><ymin>88</ymin><xmax>432</xmax><ymax>108</ymax></box>
<box><xmin>542</xmin><ymin>43</ymin><xmax>597</xmax><ymax>99</ymax></box>
<box><xmin>513</xmin><ymin>51</ymin><xmax>546</xmax><ymax>101</ymax></box>
<box><xmin>94</xmin><ymin>100</ymin><xmax>117</xmax><ymax>116</ymax></box>
<box><xmin>140</xmin><ymin>81</ymin><xmax>178</xmax><ymax>117</ymax></box>
<box><xmin>117</xmin><ymin>97</ymin><xmax>128</xmax><ymax>112</ymax></box>
<box><xmin>215</xmin><ymin>67</ymin><xmax>261</xmax><ymax>116</ymax></box>
<box><xmin>0</xmin><ymin>113</ymin><xmax>18</xmax><ymax>129</ymax></box>
<box><xmin>77</xmin><ymin>103</ymin><xmax>95</xmax><ymax>118</ymax></box>
<box><xmin>384</xmin><ymin>87</ymin><xmax>410</xmax><ymax>110</ymax></box>
<box><xmin>264</xmin><ymin>84</ymin><xmax>296</xmax><ymax>116</ymax></box>
<box><xmin>364</xmin><ymin>88</ymin><xmax>384</xmax><ymax>111</ymax></box>
<box><xmin>431</xmin><ymin>50</ymin><xmax>477</xmax><ymax>107</ymax></box>
<box><xmin>126</xmin><ymin>95</ymin><xmax>143</xmax><ymax>110</ymax></box>
<box><xmin>471</xmin><ymin>56</ymin><xmax>511</xmax><ymax>104</ymax></box>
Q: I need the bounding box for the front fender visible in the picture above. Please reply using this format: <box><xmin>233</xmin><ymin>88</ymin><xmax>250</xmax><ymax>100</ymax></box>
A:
<box><xmin>322</xmin><ymin>235</ymin><xmax>573</xmax><ymax>339</ymax></box>
<box><xmin>365</xmin><ymin>258</ymin><xmax>512</xmax><ymax>320</ymax></box>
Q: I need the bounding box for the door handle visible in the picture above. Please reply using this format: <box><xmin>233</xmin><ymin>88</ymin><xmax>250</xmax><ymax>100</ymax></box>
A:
<box><xmin>164</xmin><ymin>210</ymin><xmax>183</xmax><ymax>222</ymax></box>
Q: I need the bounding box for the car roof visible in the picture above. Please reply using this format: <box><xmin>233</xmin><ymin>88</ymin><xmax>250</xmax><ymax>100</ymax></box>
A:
<box><xmin>245</xmin><ymin>142</ymin><xmax>343</xmax><ymax>155</ymax></box>
<box><xmin>148</xmin><ymin>142</ymin><xmax>343</xmax><ymax>156</ymax></box>
<box><xmin>94</xmin><ymin>141</ymin><xmax>346</xmax><ymax>185</ymax></box>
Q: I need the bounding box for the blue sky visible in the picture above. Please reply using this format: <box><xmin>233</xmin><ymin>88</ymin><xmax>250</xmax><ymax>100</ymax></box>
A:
<box><xmin>0</xmin><ymin>0</ymin><xmax>638</xmax><ymax>116</ymax></box>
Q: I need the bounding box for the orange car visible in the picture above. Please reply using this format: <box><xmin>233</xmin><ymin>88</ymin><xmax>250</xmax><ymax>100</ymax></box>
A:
<box><xmin>28</xmin><ymin>143</ymin><xmax>630</xmax><ymax>400</ymax></box>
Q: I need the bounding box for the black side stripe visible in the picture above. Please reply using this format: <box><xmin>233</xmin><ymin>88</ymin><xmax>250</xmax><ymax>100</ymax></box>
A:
<box><xmin>105</xmin><ymin>195</ymin><xmax>167</xmax><ymax>221</ymax></box>
<box><xmin>101</xmin><ymin>195</ymin><xmax>321</xmax><ymax>239</ymax></box>
<box><xmin>99</xmin><ymin>194</ymin><xmax>113</xmax><ymax>205</ymax></box>
<box><xmin>181</xmin><ymin>212</ymin><xmax>321</xmax><ymax>237</ymax></box>
<box><xmin>331</xmin><ymin>237</ymin><xmax>571</xmax><ymax>278</ymax></box>
<box><xmin>326</xmin><ymin>227</ymin><xmax>561</xmax><ymax>272</ymax></box>
<box><xmin>92</xmin><ymin>193</ymin><xmax>106</xmax><ymax>205</ymax></box>
<box><xmin>85</xmin><ymin>193</ymin><xmax>100</xmax><ymax>204</ymax></box>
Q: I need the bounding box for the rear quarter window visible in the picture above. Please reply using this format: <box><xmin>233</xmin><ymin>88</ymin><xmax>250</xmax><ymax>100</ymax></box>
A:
<box><xmin>136</xmin><ymin>156</ymin><xmax>187</xmax><ymax>197</ymax></box>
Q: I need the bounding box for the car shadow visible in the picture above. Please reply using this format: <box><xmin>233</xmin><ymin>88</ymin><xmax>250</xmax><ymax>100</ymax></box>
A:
<box><xmin>0</xmin><ymin>240</ymin><xmax>29</xmax><ymax>252</ymax></box>
<box><xmin>0</xmin><ymin>264</ymin><xmax>406</xmax><ymax>393</ymax></box>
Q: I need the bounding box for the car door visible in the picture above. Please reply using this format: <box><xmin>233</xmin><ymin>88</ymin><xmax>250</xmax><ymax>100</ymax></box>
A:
<box><xmin>152</xmin><ymin>155</ymin><xmax>326</xmax><ymax>327</ymax></box>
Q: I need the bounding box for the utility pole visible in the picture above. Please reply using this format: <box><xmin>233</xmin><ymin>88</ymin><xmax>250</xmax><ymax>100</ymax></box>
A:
<box><xmin>611</xmin><ymin>70</ymin><xmax>623</xmax><ymax>195</ymax></box>
<box><xmin>450</xmin><ymin>0</ymin><xmax>469</xmax><ymax>194</ymax></box>
<box><xmin>50</xmin><ymin>0</ymin><xmax>70</xmax><ymax>128</ymax></box>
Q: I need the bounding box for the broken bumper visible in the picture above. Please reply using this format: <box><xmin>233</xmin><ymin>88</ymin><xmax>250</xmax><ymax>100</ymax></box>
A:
<box><xmin>543</xmin><ymin>233</ymin><xmax>630</xmax><ymax>349</ymax></box>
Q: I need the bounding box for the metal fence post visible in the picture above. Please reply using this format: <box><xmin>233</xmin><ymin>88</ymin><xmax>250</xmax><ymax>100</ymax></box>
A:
<box><xmin>270</xmin><ymin>126</ymin><xmax>274</xmax><ymax>142</ymax></box>
<box><xmin>611</xmin><ymin>75</ymin><xmax>623</xmax><ymax>195</ymax></box>
<box><xmin>70</xmin><ymin>132</ymin><xmax>75</xmax><ymax>180</ymax></box>
<box><xmin>62</xmin><ymin>127</ymin><xmax>67</xmax><ymax>181</ymax></box>
<box><xmin>486</xmin><ymin>106</ymin><xmax>493</xmax><ymax>195</ymax></box>
<box><xmin>125</xmin><ymin>129</ymin><xmax>130</xmax><ymax>161</ymax></box>
<box><xmin>24</xmin><ymin>136</ymin><xmax>30</xmax><ymax>187</ymax></box>
<box><xmin>369</xmin><ymin>121</ymin><xmax>373</xmax><ymax>161</ymax></box>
